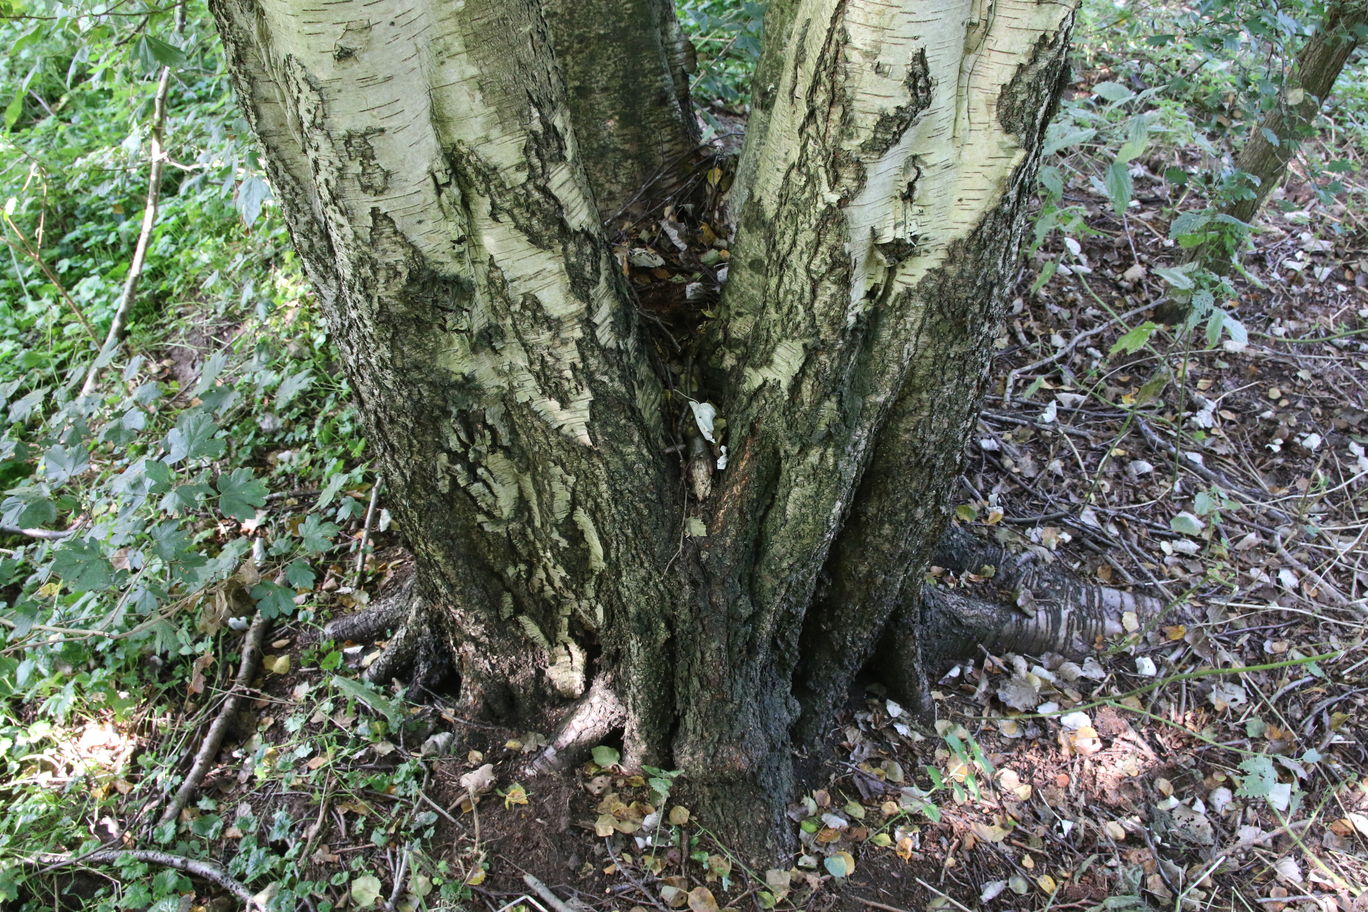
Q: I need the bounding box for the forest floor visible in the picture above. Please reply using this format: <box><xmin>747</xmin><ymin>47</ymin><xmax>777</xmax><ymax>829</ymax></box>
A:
<box><xmin>175</xmin><ymin>128</ymin><xmax>1368</xmax><ymax>912</ymax></box>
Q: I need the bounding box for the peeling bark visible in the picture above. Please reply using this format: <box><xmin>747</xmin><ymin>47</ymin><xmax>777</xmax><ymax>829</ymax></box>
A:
<box><xmin>209</xmin><ymin>0</ymin><xmax>1082</xmax><ymax>859</ymax></box>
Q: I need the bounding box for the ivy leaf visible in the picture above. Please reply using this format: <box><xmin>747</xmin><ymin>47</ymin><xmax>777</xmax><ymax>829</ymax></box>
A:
<box><xmin>50</xmin><ymin>538</ymin><xmax>115</xmax><ymax>592</ymax></box>
<box><xmin>216</xmin><ymin>468</ymin><xmax>267</xmax><ymax>520</ymax></box>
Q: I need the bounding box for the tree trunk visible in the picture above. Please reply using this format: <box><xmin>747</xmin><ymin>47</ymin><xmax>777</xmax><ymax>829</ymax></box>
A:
<box><xmin>542</xmin><ymin>0</ymin><xmax>700</xmax><ymax>222</ymax></box>
<box><xmin>209</xmin><ymin>0</ymin><xmax>1078</xmax><ymax>859</ymax></box>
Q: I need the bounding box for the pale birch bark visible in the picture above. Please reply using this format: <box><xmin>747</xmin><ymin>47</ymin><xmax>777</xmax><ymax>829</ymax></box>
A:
<box><xmin>208</xmin><ymin>0</ymin><xmax>681</xmax><ymax>734</ymax></box>
<box><xmin>209</xmin><ymin>0</ymin><xmax>1088</xmax><ymax>858</ymax></box>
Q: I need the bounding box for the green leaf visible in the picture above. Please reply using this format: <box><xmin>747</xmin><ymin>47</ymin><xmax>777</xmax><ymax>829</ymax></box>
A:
<box><xmin>50</xmin><ymin>538</ymin><xmax>115</xmax><ymax>592</ymax></box>
<box><xmin>1</xmin><ymin>487</ymin><xmax>56</xmax><ymax>528</ymax></box>
<box><xmin>1152</xmin><ymin>265</ymin><xmax>1196</xmax><ymax>291</ymax></box>
<box><xmin>275</xmin><ymin>370</ymin><xmax>313</xmax><ymax>409</ymax></box>
<box><xmin>298</xmin><ymin>513</ymin><xmax>340</xmax><ymax>553</ymax></box>
<box><xmin>251</xmin><ymin>581</ymin><xmax>296</xmax><ymax>619</ymax></box>
<box><xmin>350</xmin><ymin>874</ymin><xmax>382</xmax><ymax>908</ymax></box>
<box><xmin>331</xmin><ymin>675</ymin><xmax>403</xmax><ymax>728</ymax></box>
<box><xmin>41</xmin><ymin>444</ymin><xmax>89</xmax><ymax>486</ymax></box>
<box><xmin>284</xmin><ymin>560</ymin><xmax>316</xmax><ymax>590</ymax></box>
<box><xmin>1109</xmin><ymin>321</ymin><xmax>1158</xmax><ymax>356</ymax></box>
<box><xmin>165</xmin><ymin>411</ymin><xmax>225</xmax><ymax>465</ymax></box>
<box><xmin>236</xmin><ymin>175</ymin><xmax>272</xmax><ymax>227</ymax></box>
<box><xmin>216</xmin><ymin>469</ymin><xmax>267</xmax><ymax>520</ymax></box>
<box><xmin>1169</xmin><ymin>512</ymin><xmax>1203</xmax><ymax>536</ymax></box>
<box><xmin>1092</xmin><ymin>81</ymin><xmax>1134</xmax><ymax>104</ymax></box>
<box><xmin>1104</xmin><ymin>160</ymin><xmax>1132</xmax><ymax>215</ymax></box>
<box><xmin>591</xmin><ymin>745</ymin><xmax>621</xmax><ymax>768</ymax></box>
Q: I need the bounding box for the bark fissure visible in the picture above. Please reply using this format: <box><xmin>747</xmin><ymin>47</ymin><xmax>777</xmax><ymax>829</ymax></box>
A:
<box><xmin>209</xmin><ymin>0</ymin><xmax>1088</xmax><ymax>859</ymax></box>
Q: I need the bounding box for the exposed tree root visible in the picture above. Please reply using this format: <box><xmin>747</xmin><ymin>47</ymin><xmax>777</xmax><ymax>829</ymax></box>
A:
<box><xmin>919</xmin><ymin>523</ymin><xmax>1167</xmax><ymax>668</ymax></box>
<box><xmin>525</xmin><ymin>672</ymin><xmax>625</xmax><ymax>776</ymax></box>
<box><xmin>322</xmin><ymin>571</ymin><xmax>451</xmax><ymax>692</ymax></box>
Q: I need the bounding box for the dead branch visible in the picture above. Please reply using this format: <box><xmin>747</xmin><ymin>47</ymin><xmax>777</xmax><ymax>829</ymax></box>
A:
<box><xmin>158</xmin><ymin>612</ymin><xmax>270</xmax><ymax>827</ymax></box>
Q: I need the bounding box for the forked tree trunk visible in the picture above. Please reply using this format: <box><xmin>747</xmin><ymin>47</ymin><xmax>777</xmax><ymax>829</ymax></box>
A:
<box><xmin>209</xmin><ymin>0</ymin><xmax>1077</xmax><ymax>856</ymax></box>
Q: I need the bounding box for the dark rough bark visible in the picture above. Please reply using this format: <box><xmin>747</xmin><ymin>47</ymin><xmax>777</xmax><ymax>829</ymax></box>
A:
<box><xmin>542</xmin><ymin>0</ymin><xmax>700</xmax><ymax>221</ymax></box>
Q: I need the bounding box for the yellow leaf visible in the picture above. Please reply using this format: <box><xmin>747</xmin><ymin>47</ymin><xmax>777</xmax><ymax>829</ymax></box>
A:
<box><xmin>504</xmin><ymin>783</ymin><xmax>528</xmax><ymax>808</ymax></box>
<box><xmin>1037</xmin><ymin>874</ymin><xmax>1057</xmax><ymax>894</ymax></box>
<box><xmin>688</xmin><ymin>886</ymin><xmax>719</xmax><ymax>912</ymax></box>
<box><xmin>668</xmin><ymin>805</ymin><xmax>691</xmax><ymax>826</ymax></box>
<box><xmin>1164</xmin><ymin>625</ymin><xmax>1187</xmax><ymax>641</ymax></box>
<box><xmin>869</xmin><ymin>833</ymin><xmax>892</xmax><ymax>847</ymax></box>
<box><xmin>465</xmin><ymin>868</ymin><xmax>486</xmax><ymax>886</ymax></box>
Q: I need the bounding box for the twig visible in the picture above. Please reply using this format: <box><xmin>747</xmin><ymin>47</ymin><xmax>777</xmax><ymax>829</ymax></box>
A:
<box><xmin>158</xmin><ymin>612</ymin><xmax>271</xmax><ymax>827</ymax></box>
<box><xmin>353</xmin><ymin>477</ymin><xmax>384</xmax><ymax>586</ymax></box>
<box><xmin>0</xmin><ymin>522</ymin><xmax>79</xmax><ymax>540</ymax></box>
<box><xmin>1004</xmin><ymin>302</ymin><xmax>1153</xmax><ymax>397</ymax></box>
<box><xmin>1134</xmin><ymin>416</ymin><xmax>1298</xmax><ymax>524</ymax></box>
<box><xmin>1</xmin><ymin>213</ymin><xmax>100</xmax><ymax>344</ymax></box>
<box><xmin>79</xmin><ymin>0</ymin><xmax>184</xmax><ymax>398</ymax></box>
<box><xmin>522</xmin><ymin>874</ymin><xmax>580</xmax><ymax>912</ymax></box>
<box><xmin>29</xmin><ymin>849</ymin><xmax>260</xmax><ymax>909</ymax></box>
<box><xmin>855</xmin><ymin>899</ymin><xmax>914</xmax><ymax>912</ymax></box>
<box><xmin>385</xmin><ymin>846</ymin><xmax>409</xmax><ymax>912</ymax></box>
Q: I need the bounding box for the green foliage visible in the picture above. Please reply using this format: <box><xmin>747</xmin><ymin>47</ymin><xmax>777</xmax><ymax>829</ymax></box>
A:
<box><xmin>0</xmin><ymin>1</ymin><xmax>373</xmax><ymax>906</ymax></box>
<box><xmin>675</xmin><ymin>0</ymin><xmax>764</xmax><ymax>116</ymax></box>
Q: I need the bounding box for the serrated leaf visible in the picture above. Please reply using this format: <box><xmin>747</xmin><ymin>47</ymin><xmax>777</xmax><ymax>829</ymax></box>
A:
<box><xmin>331</xmin><ymin>674</ymin><xmax>403</xmax><ymax>728</ymax></box>
<box><xmin>284</xmin><ymin>560</ymin><xmax>316</xmax><ymax>590</ymax></box>
<box><xmin>236</xmin><ymin>175</ymin><xmax>272</xmax><ymax>226</ymax></box>
<box><xmin>216</xmin><ymin>468</ymin><xmax>267</xmax><ymax>520</ymax></box>
<box><xmin>165</xmin><ymin>411</ymin><xmax>225</xmax><ymax>465</ymax></box>
<box><xmin>275</xmin><ymin>369</ymin><xmax>313</xmax><ymax>409</ymax></box>
<box><xmin>1092</xmin><ymin>81</ymin><xmax>1133</xmax><ymax>103</ymax></box>
<box><xmin>1109</xmin><ymin>321</ymin><xmax>1158</xmax><ymax>356</ymax></box>
<box><xmin>1152</xmin><ymin>265</ymin><xmax>1196</xmax><ymax>291</ymax></box>
<box><xmin>1104</xmin><ymin>159</ymin><xmax>1132</xmax><ymax>215</ymax></box>
<box><xmin>298</xmin><ymin>513</ymin><xmax>340</xmax><ymax>553</ymax></box>
<box><xmin>50</xmin><ymin>538</ymin><xmax>115</xmax><ymax>592</ymax></box>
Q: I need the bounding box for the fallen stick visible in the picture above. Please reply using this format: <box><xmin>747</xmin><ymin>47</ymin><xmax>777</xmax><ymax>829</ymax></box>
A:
<box><xmin>32</xmin><ymin>848</ymin><xmax>260</xmax><ymax>909</ymax></box>
<box><xmin>158</xmin><ymin>613</ymin><xmax>271</xmax><ymax>827</ymax></box>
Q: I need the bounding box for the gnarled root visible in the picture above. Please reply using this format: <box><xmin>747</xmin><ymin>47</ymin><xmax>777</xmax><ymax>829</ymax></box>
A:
<box><xmin>323</xmin><ymin>571</ymin><xmax>451</xmax><ymax>693</ymax></box>
<box><xmin>524</xmin><ymin>673</ymin><xmax>625</xmax><ymax>776</ymax></box>
<box><xmin>877</xmin><ymin>525</ymin><xmax>1171</xmax><ymax>708</ymax></box>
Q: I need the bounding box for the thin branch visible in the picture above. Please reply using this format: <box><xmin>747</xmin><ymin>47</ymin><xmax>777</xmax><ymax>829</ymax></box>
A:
<box><xmin>0</xmin><ymin>523</ymin><xmax>78</xmax><ymax>540</ymax></box>
<box><xmin>352</xmin><ymin>477</ymin><xmax>384</xmax><ymax>586</ymax></box>
<box><xmin>80</xmin><ymin>0</ymin><xmax>184</xmax><ymax>397</ymax></box>
<box><xmin>157</xmin><ymin>612</ymin><xmax>271</xmax><ymax>827</ymax></box>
